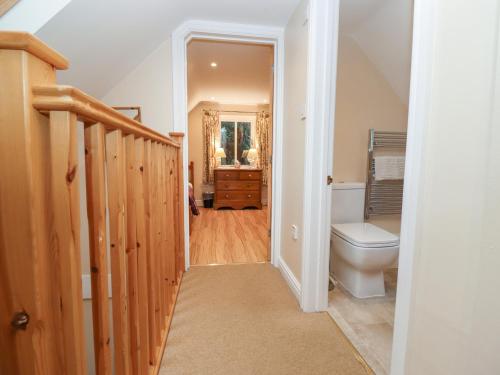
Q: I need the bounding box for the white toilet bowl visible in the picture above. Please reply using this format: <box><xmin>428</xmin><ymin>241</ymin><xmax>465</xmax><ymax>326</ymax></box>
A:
<box><xmin>331</xmin><ymin>222</ymin><xmax>399</xmax><ymax>298</ymax></box>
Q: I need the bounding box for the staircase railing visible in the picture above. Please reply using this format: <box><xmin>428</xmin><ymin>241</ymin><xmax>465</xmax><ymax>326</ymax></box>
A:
<box><xmin>0</xmin><ymin>31</ymin><xmax>185</xmax><ymax>375</ymax></box>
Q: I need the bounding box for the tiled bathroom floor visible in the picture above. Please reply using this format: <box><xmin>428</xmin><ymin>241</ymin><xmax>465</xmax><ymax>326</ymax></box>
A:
<box><xmin>327</xmin><ymin>269</ymin><xmax>398</xmax><ymax>375</ymax></box>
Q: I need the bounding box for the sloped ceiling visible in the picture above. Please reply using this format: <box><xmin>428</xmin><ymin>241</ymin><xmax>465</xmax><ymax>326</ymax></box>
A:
<box><xmin>0</xmin><ymin>0</ymin><xmax>71</xmax><ymax>33</ymax></box>
<box><xmin>339</xmin><ymin>0</ymin><xmax>413</xmax><ymax>105</ymax></box>
<box><xmin>35</xmin><ymin>0</ymin><xmax>299</xmax><ymax>98</ymax></box>
<box><xmin>187</xmin><ymin>40</ymin><xmax>273</xmax><ymax>111</ymax></box>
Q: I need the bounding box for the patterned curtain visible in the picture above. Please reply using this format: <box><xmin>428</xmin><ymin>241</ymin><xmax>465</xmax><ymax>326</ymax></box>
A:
<box><xmin>256</xmin><ymin>111</ymin><xmax>271</xmax><ymax>185</ymax></box>
<box><xmin>202</xmin><ymin>109</ymin><xmax>220</xmax><ymax>184</ymax></box>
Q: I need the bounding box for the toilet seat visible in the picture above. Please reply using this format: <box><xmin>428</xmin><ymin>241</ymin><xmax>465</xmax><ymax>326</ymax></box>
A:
<box><xmin>332</xmin><ymin>223</ymin><xmax>399</xmax><ymax>248</ymax></box>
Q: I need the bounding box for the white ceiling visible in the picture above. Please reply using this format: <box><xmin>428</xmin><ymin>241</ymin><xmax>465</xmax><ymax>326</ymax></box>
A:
<box><xmin>35</xmin><ymin>0</ymin><xmax>299</xmax><ymax>98</ymax></box>
<box><xmin>187</xmin><ymin>40</ymin><xmax>273</xmax><ymax>111</ymax></box>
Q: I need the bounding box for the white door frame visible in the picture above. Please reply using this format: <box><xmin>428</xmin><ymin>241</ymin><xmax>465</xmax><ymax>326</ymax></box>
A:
<box><xmin>300</xmin><ymin>0</ymin><xmax>340</xmax><ymax>312</ymax></box>
<box><xmin>301</xmin><ymin>0</ymin><xmax>437</xmax><ymax>372</ymax></box>
<box><xmin>390</xmin><ymin>0</ymin><xmax>436</xmax><ymax>373</ymax></box>
<box><xmin>171</xmin><ymin>20</ymin><xmax>285</xmax><ymax>270</ymax></box>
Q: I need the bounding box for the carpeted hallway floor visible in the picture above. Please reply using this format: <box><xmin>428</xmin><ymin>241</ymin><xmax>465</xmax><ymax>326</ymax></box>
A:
<box><xmin>159</xmin><ymin>263</ymin><xmax>372</xmax><ymax>375</ymax></box>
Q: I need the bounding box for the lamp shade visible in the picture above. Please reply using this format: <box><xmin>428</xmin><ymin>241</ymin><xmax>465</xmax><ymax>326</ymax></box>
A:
<box><xmin>247</xmin><ymin>148</ymin><xmax>258</xmax><ymax>161</ymax></box>
<box><xmin>215</xmin><ymin>147</ymin><xmax>226</xmax><ymax>158</ymax></box>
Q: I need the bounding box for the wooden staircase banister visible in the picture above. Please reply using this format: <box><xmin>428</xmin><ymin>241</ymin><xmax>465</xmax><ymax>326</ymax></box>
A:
<box><xmin>32</xmin><ymin>85</ymin><xmax>179</xmax><ymax>147</ymax></box>
<box><xmin>0</xmin><ymin>31</ymin><xmax>69</xmax><ymax>69</ymax></box>
<box><xmin>1</xmin><ymin>31</ymin><xmax>185</xmax><ymax>375</ymax></box>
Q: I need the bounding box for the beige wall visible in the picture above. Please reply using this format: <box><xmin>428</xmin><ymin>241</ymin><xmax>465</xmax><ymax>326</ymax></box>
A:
<box><xmin>333</xmin><ymin>35</ymin><xmax>408</xmax><ymax>183</ymax></box>
<box><xmin>280</xmin><ymin>0</ymin><xmax>309</xmax><ymax>283</ymax></box>
<box><xmin>188</xmin><ymin>101</ymin><xmax>269</xmax><ymax>201</ymax></box>
<box><xmin>102</xmin><ymin>38</ymin><xmax>173</xmax><ymax>136</ymax></box>
<box><xmin>400</xmin><ymin>1</ymin><xmax>500</xmax><ymax>373</ymax></box>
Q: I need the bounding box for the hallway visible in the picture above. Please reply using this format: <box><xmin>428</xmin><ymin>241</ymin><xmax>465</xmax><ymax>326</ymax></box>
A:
<box><xmin>159</xmin><ymin>264</ymin><xmax>372</xmax><ymax>375</ymax></box>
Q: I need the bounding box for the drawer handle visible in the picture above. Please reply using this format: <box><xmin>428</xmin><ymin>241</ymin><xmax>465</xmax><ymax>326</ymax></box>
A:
<box><xmin>248</xmin><ymin>174</ymin><xmax>252</xmax><ymax>177</ymax></box>
<box><xmin>225</xmin><ymin>174</ymin><xmax>230</xmax><ymax>177</ymax></box>
<box><xmin>247</xmin><ymin>194</ymin><xmax>252</xmax><ymax>198</ymax></box>
<box><xmin>225</xmin><ymin>194</ymin><xmax>229</xmax><ymax>198</ymax></box>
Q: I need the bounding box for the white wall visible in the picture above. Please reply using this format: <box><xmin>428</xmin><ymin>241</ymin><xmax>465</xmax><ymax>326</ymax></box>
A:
<box><xmin>102</xmin><ymin>38</ymin><xmax>173</xmax><ymax>136</ymax></box>
<box><xmin>333</xmin><ymin>35</ymin><xmax>408</xmax><ymax>183</ymax></box>
<box><xmin>0</xmin><ymin>0</ymin><xmax>71</xmax><ymax>33</ymax></box>
<box><xmin>394</xmin><ymin>1</ymin><xmax>500</xmax><ymax>373</ymax></box>
<box><xmin>351</xmin><ymin>0</ymin><xmax>413</xmax><ymax>105</ymax></box>
<box><xmin>280</xmin><ymin>0</ymin><xmax>309</xmax><ymax>283</ymax></box>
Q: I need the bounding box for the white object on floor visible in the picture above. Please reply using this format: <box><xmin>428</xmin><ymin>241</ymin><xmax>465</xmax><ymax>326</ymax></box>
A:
<box><xmin>374</xmin><ymin>155</ymin><xmax>405</xmax><ymax>181</ymax></box>
<box><xmin>331</xmin><ymin>223</ymin><xmax>399</xmax><ymax>298</ymax></box>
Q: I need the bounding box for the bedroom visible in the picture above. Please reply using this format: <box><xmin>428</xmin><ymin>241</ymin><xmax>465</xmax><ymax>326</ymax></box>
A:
<box><xmin>186</xmin><ymin>39</ymin><xmax>274</xmax><ymax>265</ymax></box>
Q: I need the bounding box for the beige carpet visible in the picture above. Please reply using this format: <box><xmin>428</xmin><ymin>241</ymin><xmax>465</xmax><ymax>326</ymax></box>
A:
<box><xmin>159</xmin><ymin>264</ymin><xmax>372</xmax><ymax>375</ymax></box>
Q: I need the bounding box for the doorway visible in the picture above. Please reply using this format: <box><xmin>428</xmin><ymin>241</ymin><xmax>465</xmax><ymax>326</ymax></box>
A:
<box><xmin>186</xmin><ymin>39</ymin><xmax>274</xmax><ymax>265</ymax></box>
<box><xmin>325</xmin><ymin>1</ymin><xmax>414</xmax><ymax>374</ymax></box>
<box><xmin>171</xmin><ymin>21</ymin><xmax>285</xmax><ymax>270</ymax></box>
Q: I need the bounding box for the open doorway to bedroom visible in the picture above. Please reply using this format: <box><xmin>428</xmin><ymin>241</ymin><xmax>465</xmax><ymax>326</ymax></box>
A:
<box><xmin>186</xmin><ymin>39</ymin><xmax>274</xmax><ymax>266</ymax></box>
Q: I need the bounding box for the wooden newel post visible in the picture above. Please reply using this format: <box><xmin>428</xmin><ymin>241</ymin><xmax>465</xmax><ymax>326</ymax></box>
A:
<box><xmin>169</xmin><ymin>132</ymin><xmax>186</xmax><ymax>280</ymax></box>
<box><xmin>0</xmin><ymin>32</ymin><xmax>87</xmax><ymax>375</ymax></box>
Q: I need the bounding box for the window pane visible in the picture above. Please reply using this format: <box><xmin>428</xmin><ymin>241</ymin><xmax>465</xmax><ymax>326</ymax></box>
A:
<box><xmin>220</xmin><ymin>121</ymin><xmax>235</xmax><ymax>165</ymax></box>
<box><xmin>237</xmin><ymin>122</ymin><xmax>252</xmax><ymax>165</ymax></box>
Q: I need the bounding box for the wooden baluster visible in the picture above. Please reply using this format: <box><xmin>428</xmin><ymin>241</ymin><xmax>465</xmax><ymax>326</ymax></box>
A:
<box><xmin>172</xmin><ymin>149</ymin><xmax>181</xmax><ymax>283</ymax></box>
<box><xmin>152</xmin><ymin>142</ymin><xmax>163</xmax><ymax>342</ymax></box>
<box><xmin>165</xmin><ymin>147</ymin><xmax>176</xmax><ymax>291</ymax></box>
<box><xmin>169</xmin><ymin>132</ymin><xmax>186</xmax><ymax>280</ymax></box>
<box><xmin>125</xmin><ymin>134</ymin><xmax>141</xmax><ymax>375</ymax></box>
<box><xmin>48</xmin><ymin>111</ymin><xmax>88</xmax><ymax>375</ymax></box>
<box><xmin>144</xmin><ymin>140</ymin><xmax>159</xmax><ymax>364</ymax></box>
<box><xmin>105</xmin><ymin>129</ymin><xmax>131</xmax><ymax>375</ymax></box>
<box><xmin>134</xmin><ymin>138</ymin><xmax>150</xmax><ymax>373</ymax></box>
<box><xmin>161</xmin><ymin>145</ymin><xmax>172</xmax><ymax>319</ymax></box>
<box><xmin>84</xmin><ymin>122</ymin><xmax>112</xmax><ymax>375</ymax></box>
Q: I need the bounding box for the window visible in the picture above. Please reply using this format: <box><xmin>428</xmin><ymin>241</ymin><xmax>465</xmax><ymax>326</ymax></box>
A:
<box><xmin>220</xmin><ymin>116</ymin><xmax>255</xmax><ymax>166</ymax></box>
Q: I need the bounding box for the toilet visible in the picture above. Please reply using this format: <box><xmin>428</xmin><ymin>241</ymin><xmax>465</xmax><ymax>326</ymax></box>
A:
<box><xmin>330</xmin><ymin>183</ymin><xmax>399</xmax><ymax>298</ymax></box>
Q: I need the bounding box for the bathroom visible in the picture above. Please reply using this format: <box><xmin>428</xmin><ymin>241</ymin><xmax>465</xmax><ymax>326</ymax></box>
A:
<box><xmin>326</xmin><ymin>0</ymin><xmax>413</xmax><ymax>374</ymax></box>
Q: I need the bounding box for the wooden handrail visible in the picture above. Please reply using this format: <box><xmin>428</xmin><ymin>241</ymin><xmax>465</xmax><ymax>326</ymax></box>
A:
<box><xmin>1</xmin><ymin>31</ymin><xmax>185</xmax><ymax>375</ymax></box>
<box><xmin>0</xmin><ymin>31</ymin><xmax>69</xmax><ymax>69</ymax></box>
<box><xmin>33</xmin><ymin>85</ymin><xmax>179</xmax><ymax>147</ymax></box>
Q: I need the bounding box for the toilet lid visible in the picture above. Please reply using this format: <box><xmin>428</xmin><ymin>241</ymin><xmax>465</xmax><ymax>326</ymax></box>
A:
<box><xmin>332</xmin><ymin>223</ymin><xmax>399</xmax><ymax>248</ymax></box>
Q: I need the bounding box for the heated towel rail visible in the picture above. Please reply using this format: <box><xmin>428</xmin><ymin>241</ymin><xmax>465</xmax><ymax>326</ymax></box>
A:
<box><xmin>364</xmin><ymin>129</ymin><xmax>407</xmax><ymax>219</ymax></box>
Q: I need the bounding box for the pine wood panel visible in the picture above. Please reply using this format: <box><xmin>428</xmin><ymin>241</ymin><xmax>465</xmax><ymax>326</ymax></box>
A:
<box><xmin>160</xmin><ymin>145</ymin><xmax>171</xmax><ymax>317</ymax></box>
<box><xmin>134</xmin><ymin>138</ymin><xmax>150</xmax><ymax>373</ymax></box>
<box><xmin>0</xmin><ymin>31</ymin><xmax>69</xmax><ymax>69</ymax></box>
<box><xmin>165</xmin><ymin>147</ymin><xmax>176</xmax><ymax>288</ymax></box>
<box><xmin>169</xmin><ymin>132</ymin><xmax>186</xmax><ymax>282</ymax></box>
<box><xmin>0</xmin><ymin>49</ymin><xmax>63</xmax><ymax>375</ymax></box>
<box><xmin>105</xmin><ymin>129</ymin><xmax>131</xmax><ymax>375</ymax></box>
<box><xmin>32</xmin><ymin>86</ymin><xmax>179</xmax><ymax>147</ymax></box>
<box><xmin>151</xmin><ymin>143</ymin><xmax>163</xmax><ymax>343</ymax></box>
<box><xmin>48</xmin><ymin>111</ymin><xmax>88</xmax><ymax>375</ymax></box>
<box><xmin>125</xmin><ymin>134</ymin><xmax>141</xmax><ymax>375</ymax></box>
<box><xmin>143</xmin><ymin>140</ymin><xmax>159</xmax><ymax>365</ymax></box>
<box><xmin>84</xmin><ymin>122</ymin><xmax>112</xmax><ymax>375</ymax></box>
<box><xmin>1</xmin><ymin>32</ymin><xmax>186</xmax><ymax>375</ymax></box>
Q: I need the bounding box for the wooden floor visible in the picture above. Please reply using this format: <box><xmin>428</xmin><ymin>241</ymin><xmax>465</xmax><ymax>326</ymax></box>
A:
<box><xmin>189</xmin><ymin>207</ymin><xmax>269</xmax><ymax>265</ymax></box>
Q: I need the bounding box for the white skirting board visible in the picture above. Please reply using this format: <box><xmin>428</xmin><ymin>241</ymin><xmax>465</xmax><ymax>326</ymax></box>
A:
<box><xmin>279</xmin><ymin>257</ymin><xmax>301</xmax><ymax>302</ymax></box>
<box><xmin>81</xmin><ymin>274</ymin><xmax>113</xmax><ymax>300</ymax></box>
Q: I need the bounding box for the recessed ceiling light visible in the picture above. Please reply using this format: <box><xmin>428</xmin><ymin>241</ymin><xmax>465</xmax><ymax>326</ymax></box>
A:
<box><xmin>210</xmin><ymin>97</ymin><xmax>216</xmax><ymax>100</ymax></box>
<box><xmin>210</xmin><ymin>62</ymin><xmax>218</xmax><ymax>68</ymax></box>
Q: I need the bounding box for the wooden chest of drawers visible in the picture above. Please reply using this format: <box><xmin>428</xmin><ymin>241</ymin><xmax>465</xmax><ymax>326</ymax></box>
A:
<box><xmin>214</xmin><ymin>168</ymin><xmax>262</xmax><ymax>210</ymax></box>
